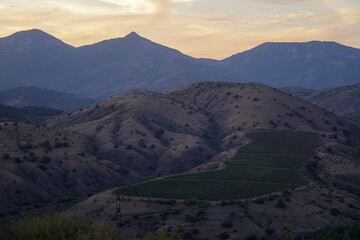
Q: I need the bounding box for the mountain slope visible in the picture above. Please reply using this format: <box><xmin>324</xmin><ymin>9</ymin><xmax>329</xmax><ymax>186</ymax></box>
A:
<box><xmin>282</xmin><ymin>83</ymin><xmax>360</xmax><ymax>118</ymax></box>
<box><xmin>0</xmin><ymin>122</ymin><xmax>141</xmax><ymax>216</ymax></box>
<box><xmin>61</xmin><ymin>82</ymin><xmax>360</xmax><ymax>239</ymax></box>
<box><xmin>49</xmin><ymin>82</ymin><xmax>360</xmax><ymax>177</ymax></box>
<box><xmin>0</xmin><ymin>29</ymin><xmax>75</xmax><ymax>91</ymax></box>
<box><xmin>220</xmin><ymin>41</ymin><xmax>360</xmax><ymax>89</ymax></box>
<box><xmin>0</xmin><ymin>87</ymin><xmax>97</xmax><ymax>112</ymax></box>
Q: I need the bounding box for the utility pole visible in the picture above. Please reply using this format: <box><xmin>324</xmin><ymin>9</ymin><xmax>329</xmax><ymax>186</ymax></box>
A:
<box><xmin>116</xmin><ymin>194</ymin><xmax>122</xmax><ymax>228</ymax></box>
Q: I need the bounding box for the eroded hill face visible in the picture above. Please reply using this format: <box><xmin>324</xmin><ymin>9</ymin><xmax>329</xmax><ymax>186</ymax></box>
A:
<box><xmin>49</xmin><ymin>82</ymin><xmax>360</xmax><ymax>178</ymax></box>
<box><xmin>0</xmin><ymin>122</ymin><xmax>141</xmax><ymax>216</ymax></box>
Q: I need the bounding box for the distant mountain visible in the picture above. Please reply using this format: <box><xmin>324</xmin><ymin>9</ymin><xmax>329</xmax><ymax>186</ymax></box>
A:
<box><xmin>0</xmin><ymin>30</ymin><xmax>239</xmax><ymax>98</ymax></box>
<box><xmin>282</xmin><ymin>83</ymin><xmax>360</xmax><ymax>119</ymax></box>
<box><xmin>0</xmin><ymin>30</ymin><xmax>75</xmax><ymax>91</ymax></box>
<box><xmin>220</xmin><ymin>41</ymin><xmax>360</xmax><ymax>89</ymax></box>
<box><xmin>0</xmin><ymin>103</ymin><xmax>63</xmax><ymax>125</ymax></box>
<box><xmin>0</xmin><ymin>87</ymin><xmax>97</xmax><ymax>112</ymax></box>
<box><xmin>0</xmin><ymin>29</ymin><xmax>360</xmax><ymax>97</ymax></box>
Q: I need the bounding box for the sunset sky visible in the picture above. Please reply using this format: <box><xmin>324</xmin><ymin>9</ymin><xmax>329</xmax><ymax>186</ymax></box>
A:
<box><xmin>0</xmin><ymin>0</ymin><xmax>359</xmax><ymax>59</ymax></box>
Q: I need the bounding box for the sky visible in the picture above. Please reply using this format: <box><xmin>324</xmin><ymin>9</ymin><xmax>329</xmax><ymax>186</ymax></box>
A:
<box><xmin>0</xmin><ymin>0</ymin><xmax>359</xmax><ymax>59</ymax></box>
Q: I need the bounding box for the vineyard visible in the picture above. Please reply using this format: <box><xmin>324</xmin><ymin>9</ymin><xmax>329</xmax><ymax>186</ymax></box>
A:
<box><xmin>115</xmin><ymin>131</ymin><xmax>322</xmax><ymax>200</ymax></box>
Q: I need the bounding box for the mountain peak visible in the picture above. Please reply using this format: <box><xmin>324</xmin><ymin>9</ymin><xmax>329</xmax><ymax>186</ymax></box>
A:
<box><xmin>0</xmin><ymin>29</ymin><xmax>73</xmax><ymax>52</ymax></box>
<box><xmin>124</xmin><ymin>31</ymin><xmax>141</xmax><ymax>39</ymax></box>
<box><xmin>10</xmin><ymin>29</ymin><xmax>52</xmax><ymax>39</ymax></box>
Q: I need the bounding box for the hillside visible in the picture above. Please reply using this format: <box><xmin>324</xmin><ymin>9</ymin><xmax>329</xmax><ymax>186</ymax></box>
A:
<box><xmin>282</xmin><ymin>83</ymin><xmax>360</xmax><ymax>118</ymax></box>
<box><xmin>0</xmin><ymin>122</ymin><xmax>141</xmax><ymax>217</ymax></box>
<box><xmin>220</xmin><ymin>41</ymin><xmax>360</xmax><ymax>89</ymax></box>
<box><xmin>3</xmin><ymin>81</ymin><xmax>360</xmax><ymax>238</ymax></box>
<box><xmin>49</xmin><ymin>82</ymin><xmax>360</xmax><ymax>177</ymax></box>
<box><xmin>1</xmin><ymin>30</ymin><xmax>360</xmax><ymax>98</ymax></box>
<box><xmin>0</xmin><ymin>103</ymin><xmax>64</xmax><ymax>125</ymax></box>
<box><xmin>67</xmin><ymin>83</ymin><xmax>360</xmax><ymax>239</ymax></box>
<box><xmin>0</xmin><ymin>87</ymin><xmax>97</xmax><ymax>112</ymax></box>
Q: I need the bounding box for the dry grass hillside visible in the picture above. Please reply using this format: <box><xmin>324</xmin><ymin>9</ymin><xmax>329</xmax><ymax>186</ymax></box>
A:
<box><xmin>0</xmin><ymin>122</ymin><xmax>141</xmax><ymax>217</ymax></box>
<box><xmin>49</xmin><ymin>82</ymin><xmax>360</xmax><ymax>176</ymax></box>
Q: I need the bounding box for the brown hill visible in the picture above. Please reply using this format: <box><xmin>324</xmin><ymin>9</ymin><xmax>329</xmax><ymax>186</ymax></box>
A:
<box><xmin>3</xmin><ymin>81</ymin><xmax>360</xmax><ymax>237</ymax></box>
<box><xmin>49</xmin><ymin>82</ymin><xmax>360</xmax><ymax>177</ymax></box>
<box><xmin>61</xmin><ymin>82</ymin><xmax>360</xmax><ymax>239</ymax></box>
<box><xmin>0</xmin><ymin>122</ymin><xmax>141</xmax><ymax>216</ymax></box>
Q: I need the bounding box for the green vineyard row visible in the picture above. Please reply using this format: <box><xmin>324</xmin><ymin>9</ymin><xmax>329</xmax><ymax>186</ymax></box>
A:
<box><xmin>115</xmin><ymin>131</ymin><xmax>322</xmax><ymax>200</ymax></box>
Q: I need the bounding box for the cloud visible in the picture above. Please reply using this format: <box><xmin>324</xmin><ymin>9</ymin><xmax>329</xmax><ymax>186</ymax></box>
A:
<box><xmin>0</xmin><ymin>0</ymin><xmax>359</xmax><ymax>59</ymax></box>
<box><xmin>252</xmin><ymin>0</ymin><xmax>315</xmax><ymax>4</ymax></box>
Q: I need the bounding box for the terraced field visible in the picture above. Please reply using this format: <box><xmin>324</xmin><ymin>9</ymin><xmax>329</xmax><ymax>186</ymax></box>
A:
<box><xmin>115</xmin><ymin>131</ymin><xmax>322</xmax><ymax>200</ymax></box>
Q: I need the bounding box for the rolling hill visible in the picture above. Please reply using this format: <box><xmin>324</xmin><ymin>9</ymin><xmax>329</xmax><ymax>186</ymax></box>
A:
<box><xmin>2</xmin><ymin>81</ymin><xmax>360</xmax><ymax>238</ymax></box>
<box><xmin>49</xmin><ymin>82</ymin><xmax>360</xmax><ymax>177</ymax></box>
<box><xmin>282</xmin><ymin>83</ymin><xmax>360</xmax><ymax>119</ymax></box>
<box><xmin>61</xmin><ymin>82</ymin><xmax>360</xmax><ymax>239</ymax></box>
<box><xmin>0</xmin><ymin>29</ymin><xmax>359</xmax><ymax>99</ymax></box>
<box><xmin>0</xmin><ymin>87</ymin><xmax>97</xmax><ymax>112</ymax></box>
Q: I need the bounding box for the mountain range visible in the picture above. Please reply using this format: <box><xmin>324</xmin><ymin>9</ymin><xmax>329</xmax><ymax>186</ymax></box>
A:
<box><xmin>0</xmin><ymin>29</ymin><xmax>359</xmax><ymax>98</ymax></box>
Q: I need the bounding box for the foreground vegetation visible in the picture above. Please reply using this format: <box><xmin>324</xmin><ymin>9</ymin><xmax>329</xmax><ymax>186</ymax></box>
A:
<box><xmin>1</xmin><ymin>212</ymin><xmax>358</xmax><ymax>240</ymax></box>
<box><xmin>115</xmin><ymin>131</ymin><xmax>322</xmax><ymax>200</ymax></box>
<box><xmin>0</xmin><ymin>213</ymin><xmax>180</xmax><ymax>240</ymax></box>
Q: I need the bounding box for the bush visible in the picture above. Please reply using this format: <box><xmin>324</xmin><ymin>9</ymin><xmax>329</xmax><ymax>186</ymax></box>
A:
<box><xmin>246</xmin><ymin>234</ymin><xmax>258</xmax><ymax>240</ymax></box>
<box><xmin>221</xmin><ymin>219</ymin><xmax>233</xmax><ymax>228</ymax></box>
<box><xmin>218</xmin><ymin>231</ymin><xmax>229</xmax><ymax>239</ymax></box>
<box><xmin>275</xmin><ymin>197</ymin><xmax>286</xmax><ymax>208</ymax></box>
<box><xmin>265</xmin><ymin>228</ymin><xmax>275</xmax><ymax>236</ymax></box>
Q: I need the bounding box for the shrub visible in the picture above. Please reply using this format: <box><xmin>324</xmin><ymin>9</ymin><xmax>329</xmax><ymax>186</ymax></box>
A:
<box><xmin>275</xmin><ymin>197</ymin><xmax>286</xmax><ymax>208</ymax></box>
<box><xmin>218</xmin><ymin>231</ymin><xmax>229</xmax><ymax>239</ymax></box>
<box><xmin>246</xmin><ymin>234</ymin><xmax>258</xmax><ymax>240</ymax></box>
<box><xmin>221</xmin><ymin>219</ymin><xmax>233</xmax><ymax>228</ymax></box>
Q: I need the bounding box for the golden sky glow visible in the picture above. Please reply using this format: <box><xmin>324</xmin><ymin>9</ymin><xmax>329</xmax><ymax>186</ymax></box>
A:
<box><xmin>0</xmin><ymin>0</ymin><xmax>359</xmax><ymax>59</ymax></box>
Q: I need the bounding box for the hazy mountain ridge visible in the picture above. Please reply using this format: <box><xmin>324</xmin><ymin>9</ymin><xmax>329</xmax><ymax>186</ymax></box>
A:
<box><xmin>0</xmin><ymin>87</ymin><xmax>97</xmax><ymax>112</ymax></box>
<box><xmin>220</xmin><ymin>41</ymin><xmax>360</xmax><ymax>89</ymax></box>
<box><xmin>282</xmin><ymin>83</ymin><xmax>360</xmax><ymax>117</ymax></box>
<box><xmin>1</xmin><ymin>29</ymin><xmax>359</xmax><ymax>98</ymax></box>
